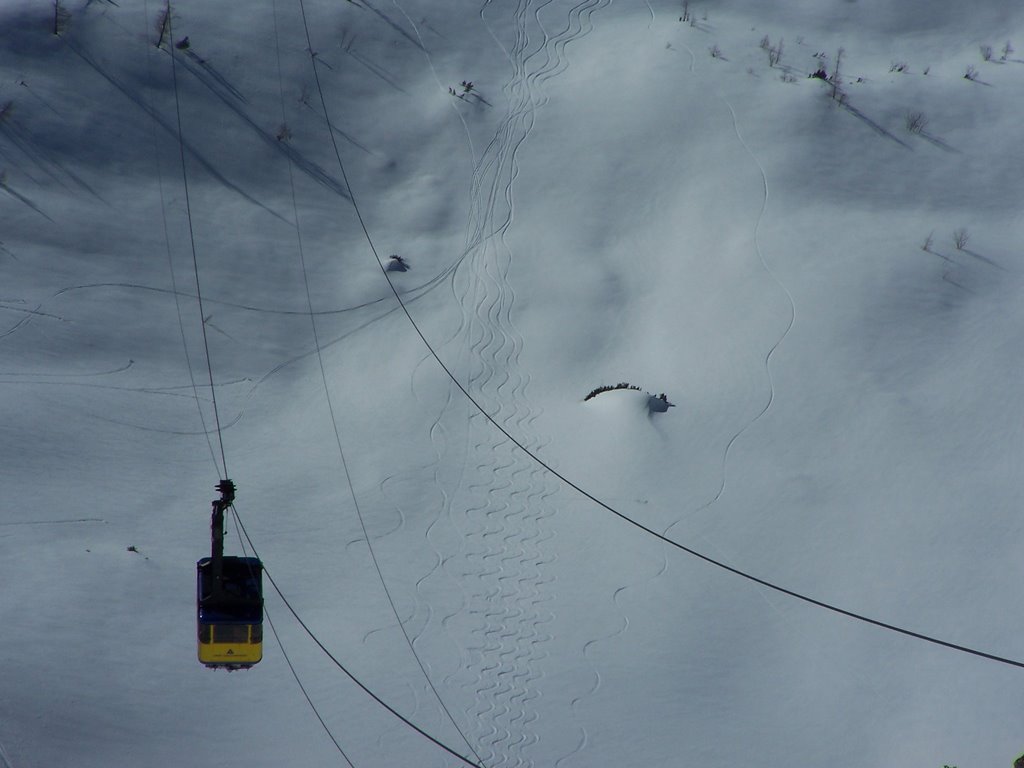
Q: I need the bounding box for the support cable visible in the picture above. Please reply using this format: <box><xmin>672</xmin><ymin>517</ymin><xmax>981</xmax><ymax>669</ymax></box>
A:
<box><xmin>291</xmin><ymin>2</ymin><xmax>488</xmax><ymax>765</ymax></box>
<box><xmin>300</xmin><ymin>3</ymin><xmax>1024</xmax><ymax>673</ymax></box>
<box><xmin>166</xmin><ymin>2</ymin><xmax>229</xmax><ymax>478</ymax></box>
<box><xmin>159</xmin><ymin>4</ymin><xmax>353</xmax><ymax>762</ymax></box>
<box><xmin>141</xmin><ymin>0</ymin><xmax>219</xmax><ymax>473</ymax></box>
<box><xmin>390</xmin><ymin>272</ymin><xmax>1024</xmax><ymax>670</ymax></box>
<box><xmin>230</xmin><ymin>511</ymin><xmax>356</xmax><ymax>767</ymax></box>
<box><xmin>231</xmin><ymin>506</ymin><xmax>485</xmax><ymax>768</ymax></box>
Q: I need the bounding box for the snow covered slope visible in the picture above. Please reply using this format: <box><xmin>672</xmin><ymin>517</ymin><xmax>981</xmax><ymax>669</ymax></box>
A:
<box><xmin>1</xmin><ymin>0</ymin><xmax>1022</xmax><ymax>766</ymax></box>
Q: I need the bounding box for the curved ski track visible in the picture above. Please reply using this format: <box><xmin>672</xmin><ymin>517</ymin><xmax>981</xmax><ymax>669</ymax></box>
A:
<box><xmin>666</xmin><ymin>95</ymin><xmax>796</xmax><ymax>539</ymax></box>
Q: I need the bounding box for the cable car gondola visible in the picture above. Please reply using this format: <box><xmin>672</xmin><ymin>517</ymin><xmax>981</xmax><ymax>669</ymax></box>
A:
<box><xmin>196</xmin><ymin>480</ymin><xmax>263</xmax><ymax>669</ymax></box>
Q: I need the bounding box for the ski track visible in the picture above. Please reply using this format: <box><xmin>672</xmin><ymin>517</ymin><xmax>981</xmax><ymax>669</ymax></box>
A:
<box><xmin>664</xmin><ymin>93</ymin><xmax>797</xmax><ymax>539</ymax></box>
<box><xmin>388</xmin><ymin>2</ymin><xmax>609</xmax><ymax>765</ymax></box>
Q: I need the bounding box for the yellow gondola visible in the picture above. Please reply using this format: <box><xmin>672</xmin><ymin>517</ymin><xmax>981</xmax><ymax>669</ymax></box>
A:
<box><xmin>196</xmin><ymin>480</ymin><xmax>263</xmax><ymax>670</ymax></box>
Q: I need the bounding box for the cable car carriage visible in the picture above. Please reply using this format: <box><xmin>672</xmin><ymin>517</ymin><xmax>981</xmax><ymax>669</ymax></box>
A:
<box><xmin>196</xmin><ymin>480</ymin><xmax>263</xmax><ymax>669</ymax></box>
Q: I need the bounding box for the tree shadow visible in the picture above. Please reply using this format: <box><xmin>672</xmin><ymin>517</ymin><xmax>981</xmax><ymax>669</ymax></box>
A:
<box><xmin>680</xmin><ymin>19</ymin><xmax>712</xmax><ymax>33</ymax></box>
<box><xmin>65</xmin><ymin>38</ymin><xmax>289</xmax><ymax>224</ymax></box>
<box><xmin>172</xmin><ymin>47</ymin><xmax>355</xmax><ymax>202</ymax></box>
<box><xmin>181</xmin><ymin>49</ymin><xmax>246</xmax><ymax>103</ymax></box>
<box><xmin>960</xmin><ymin>248</ymin><xmax>1006</xmax><ymax>271</ymax></box>
<box><xmin>924</xmin><ymin>244</ymin><xmax>1006</xmax><ymax>296</ymax></box>
<box><xmin>0</xmin><ymin>180</ymin><xmax>53</xmax><ymax>221</ymax></box>
<box><xmin>465</xmin><ymin>92</ymin><xmax>493</xmax><ymax>107</ymax></box>
<box><xmin>342</xmin><ymin>46</ymin><xmax>410</xmax><ymax>95</ymax></box>
<box><xmin>839</xmin><ymin>100</ymin><xmax>911</xmax><ymax>149</ymax></box>
<box><xmin>917</xmin><ymin>130</ymin><xmax>959</xmax><ymax>153</ymax></box>
<box><xmin>357</xmin><ymin>0</ymin><xmax>426</xmax><ymax>52</ymax></box>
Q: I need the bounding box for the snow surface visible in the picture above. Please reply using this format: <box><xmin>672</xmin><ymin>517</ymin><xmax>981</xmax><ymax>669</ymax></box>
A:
<box><xmin>1</xmin><ymin>0</ymin><xmax>1023</xmax><ymax>765</ymax></box>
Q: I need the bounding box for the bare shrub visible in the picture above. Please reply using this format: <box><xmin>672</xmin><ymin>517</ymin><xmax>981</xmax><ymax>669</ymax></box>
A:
<box><xmin>980</xmin><ymin>45</ymin><xmax>993</xmax><ymax>62</ymax></box>
<box><xmin>964</xmin><ymin>64</ymin><xmax>978</xmax><ymax>80</ymax></box>
<box><xmin>709</xmin><ymin>44</ymin><xmax>722</xmax><ymax>59</ymax></box>
<box><xmin>921</xmin><ymin>232</ymin><xmax>933</xmax><ymax>252</ymax></box>
<box><xmin>759</xmin><ymin>34</ymin><xmax>770</xmax><ymax>50</ymax></box>
<box><xmin>953</xmin><ymin>228</ymin><xmax>969</xmax><ymax>250</ymax></box>
<box><xmin>889</xmin><ymin>61</ymin><xmax>908</xmax><ymax>73</ymax></box>
<box><xmin>768</xmin><ymin>38</ymin><xmax>784</xmax><ymax>67</ymax></box>
<box><xmin>1002</xmin><ymin>41</ymin><xmax>1014</xmax><ymax>60</ymax></box>
<box><xmin>905</xmin><ymin>111</ymin><xmax>928</xmax><ymax>134</ymax></box>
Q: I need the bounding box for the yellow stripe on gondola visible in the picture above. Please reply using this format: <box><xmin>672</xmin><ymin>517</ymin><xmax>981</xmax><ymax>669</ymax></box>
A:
<box><xmin>197</xmin><ymin>623</ymin><xmax>263</xmax><ymax>667</ymax></box>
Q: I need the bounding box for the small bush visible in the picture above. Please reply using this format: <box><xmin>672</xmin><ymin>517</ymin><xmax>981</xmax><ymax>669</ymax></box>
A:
<box><xmin>584</xmin><ymin>383</ymin><xmax>642</xmax><ymax>401</ymax></box>
<box><xmin>905</xmin><ymin>111</ymin><xmax>928</xmax><ymax>134</ymax></box>
<box><xmin>964</xmin><ymin>64</ymin><xmax>978</xmax><ymax>81</ymax></box>
<box><xmin>890</xmin><ymin>61</ymin><xmax>908</xmax><ymax>73</ymax></box>
<box><xmin>953</xmin><ymin>228</ymin><xmax>969</xmax><ymax>250</ymax></box>
<box><xmin>980</xmin><ymin>45</ymin><xmax>993</xmax><ymax>62</ymax></box>
<box><xmin>1001</xmin><ymin>40</ymin><xmax>1014</xmax><ymax>60</ymax></box>
<box><xmin>709</xmin><ymin>44</ymin><xmax>722</xmax><ymax>59</ymax></box>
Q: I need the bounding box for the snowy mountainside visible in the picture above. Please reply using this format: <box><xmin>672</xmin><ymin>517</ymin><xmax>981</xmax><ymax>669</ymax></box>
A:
<box><xmin>0</xmin><ymin>0</ymin><xmax>1022</xmax><ymax>766</ymax></box>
